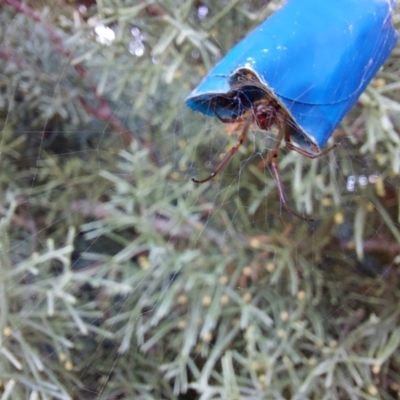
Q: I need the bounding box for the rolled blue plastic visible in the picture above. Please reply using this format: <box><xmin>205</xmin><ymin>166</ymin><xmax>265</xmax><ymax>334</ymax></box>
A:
<box><xmin>186</xmin><ymin>0</ymin><xmax>398</xmax><ymax>153</ymax></box>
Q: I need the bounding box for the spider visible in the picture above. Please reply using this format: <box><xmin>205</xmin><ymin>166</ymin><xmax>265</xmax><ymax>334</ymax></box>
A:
<box><xmin>192</xmin><ymin>96</ymin><xmax>339</xmax><ymax>221</ymax></box>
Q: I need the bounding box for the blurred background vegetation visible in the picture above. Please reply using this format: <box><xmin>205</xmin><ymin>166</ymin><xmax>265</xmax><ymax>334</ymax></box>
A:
<box><xmin>1</xmin><ymin>0</ymin><xmax>400</xmax><ymax>399</ymax></box>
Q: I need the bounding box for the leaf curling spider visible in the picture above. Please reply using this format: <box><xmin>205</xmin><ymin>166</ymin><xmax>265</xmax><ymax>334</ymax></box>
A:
<box><xmin>192</xmin><ymin>97</ymin><xmax>339</xmax><ymax>222</ymax></box>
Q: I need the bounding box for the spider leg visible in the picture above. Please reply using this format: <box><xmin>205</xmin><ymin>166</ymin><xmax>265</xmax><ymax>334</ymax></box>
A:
<box><xmin>256</xmin><ymin>126</ymin><xmax>283</xmax><ymax>171</ymax></box>
<box><xmin>213</xmin><ymin>106</ymin><xmax>241</xmax><ymax>124</ymax></box>
<box><xmin>192</xmin><ymin>116</ymin><xmax>252</xmax><ymax>184</ymax></box>
<box><xmin>260</xmin><ymin>127</ymin><xmax>313</xmax><ymax>221</ymax></box>
<box><xmin>285</xmin><ymin>135</ymin><xmax>341</xmax><ymax>159</ymax></box>
<box><xmin>270</xmin><ymin>152</ymin><xmax>314</xmax><ymax>222</ymax></box>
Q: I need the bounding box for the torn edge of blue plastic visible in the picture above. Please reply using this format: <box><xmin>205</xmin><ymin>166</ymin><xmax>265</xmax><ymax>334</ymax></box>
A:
<box><xmin>186</xmin><ymin>0</ymin><xmax>398</xmax><ymax>153</ymax></box>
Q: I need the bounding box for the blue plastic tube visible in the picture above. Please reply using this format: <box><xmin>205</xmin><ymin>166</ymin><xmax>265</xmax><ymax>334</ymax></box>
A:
<box><xmin>186</xmin><ymin>0</ymin><xmax>398</xmax><ymax>153</ymax></box>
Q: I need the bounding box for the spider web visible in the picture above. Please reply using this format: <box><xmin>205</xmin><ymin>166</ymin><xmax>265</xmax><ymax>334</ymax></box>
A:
<box><xmin>1</xmin><ymin>1</ymin><xmax>400</xmax><ymax>399</ymax></box>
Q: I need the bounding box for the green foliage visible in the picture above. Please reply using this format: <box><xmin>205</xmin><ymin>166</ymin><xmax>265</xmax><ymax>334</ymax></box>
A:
<box><xmin>1</xmin><ymin>1</ymin><xmax>400</xmax><ymax>399</ymax></box>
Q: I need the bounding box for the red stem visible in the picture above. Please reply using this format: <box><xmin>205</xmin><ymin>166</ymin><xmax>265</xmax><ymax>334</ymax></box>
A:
<box><xmin>3</xmin><ymin>0</ymin><xmax>134</xmax><ymax>144</ymax></box>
